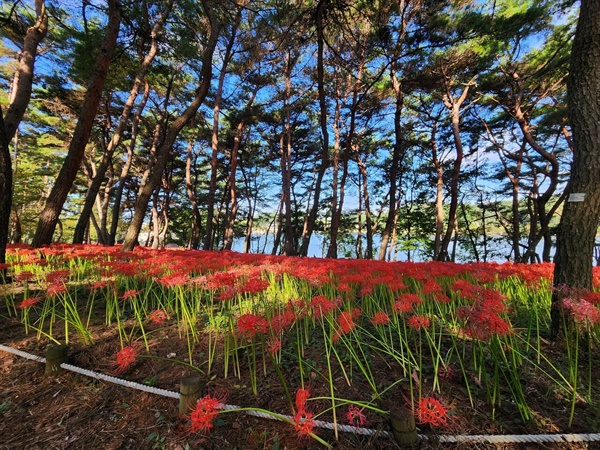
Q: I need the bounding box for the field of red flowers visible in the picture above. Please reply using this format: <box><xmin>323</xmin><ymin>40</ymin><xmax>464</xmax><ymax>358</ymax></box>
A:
<box><xmin>1</xmin><ymin>244</ymin><xmax>599</xmax><ymax>449</ymax></box>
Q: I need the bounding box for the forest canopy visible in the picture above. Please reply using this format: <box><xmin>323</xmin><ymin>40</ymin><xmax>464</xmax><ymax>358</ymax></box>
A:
<box><xmin>0</xmin><ymin>0</ymin><xmax>582</xmax><ymax>263</ymax></box>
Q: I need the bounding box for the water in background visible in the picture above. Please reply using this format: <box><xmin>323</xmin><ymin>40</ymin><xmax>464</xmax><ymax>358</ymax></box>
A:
<box><xmin>231</xmin><ymin>233</ymin><xmax>553</xmax><ymax>263</ymax></box>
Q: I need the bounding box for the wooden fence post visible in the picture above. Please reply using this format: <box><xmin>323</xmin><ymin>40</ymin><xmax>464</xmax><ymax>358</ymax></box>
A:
<box><xmin>390</xmin><ymin>408</ymin><xmax>419</xmax><ymax>448</ymax></box>
<box><xmin>45</xmin><ymin>345</ymin><xmax>68</xmax><ymax>376</ymax></box>
<box><xmin>179</xmin><ymin>376</ymin><xmax>202</xmax><ymax>415</ymax></box>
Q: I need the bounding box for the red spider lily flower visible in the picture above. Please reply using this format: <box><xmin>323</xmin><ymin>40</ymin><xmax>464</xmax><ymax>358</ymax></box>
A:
<box><xmin>345</xmin><ymin>404</ymin><xmax>367</xmax><ymax>427</ymax></box>
<box><xmin>562</xmin><ymin>298</ymin><xmax>600</xmax><ymax>326</ymax></box>
<box><xmin>294</xmin><ymin>409</ymin><xmax>314</xmax><ymax>436</ymax></box>
<box><xmin>266</xmin><ymin>338</ymin><xmax>282</xmax><ymax>355</ymax></box>
<box><xmin>371</xmin><ymin>311</ymin><xmax>390</xmax><ymax>326</ymax></box>
<box><xmin>394</xmin><ymin>293</ymin><xmax>422</xmax><ymax>313</ymax></box>
<box><xmin>434</xmin><ymin>293</ymin><xmax>452</xmax><ymax>304</ymax></box>
<box><xmin>205</xmin><ymin>271</ymin><xmax>237</xmax><ymax>289</ymax></box>
<box><xmin>16</xmin><ymin>271</ymin><xmax>35</xmax><ymax>282</ymax></box>
<box><xmin>45</xmin><ymin>270</ymin><xmax>70</xmax><ymax>283</ymax></box>
<box><xmin>18</xmin><ymin>297</ymin><xmax>41</xmax><ymax>309</ymax></box>
<box><xmin>451</xmin><ymin>279</ymin><xmax>481</xmax><ymax>301</ymax></box>
<box><xmin>458</xmin><ymin>289</ymin><xmax>512</xmax><ymax>340</ymax></box>
<box><xmin>238</xmin><ymin>277</ymin><xmax>270</xmax><ymax>294</ymax></box>
<box><xmin>189</xmin><ymin>394</ymin><xmax>222</xmax><ymax>433</ymax></box>
<box><xmin>295</xmin><ymin>388</ymin><xmax>310</xmax><ymax>411</ymax></box>
<box><xmin>337</xmin><ymin>311</ymin><xmax>356</xmax><ymax>335</ymax></box>
<box><xmin>582</xmin><ymin>290</ymin><xmax>600</xmax><ymax>305</ymax></box>
<box><xmin>47</xmin><ymin>282</ymin><xmax>67</xmax><ymax>297</ymax></box>
<box><xmin>472</xmin><ymin>314</ymin><xmax>511</xmax><ymax>339</ymax></box>
<box><xmin>269</xmin><ymin>314</ymin><xmax>288</xmax><ymax>335</ymax></box>
<box><xmin>387</xmin><ymin>279</ymin><xmax>407</xmax><ymax>292</ymax></box>
<box><xmin>417</xmin><ymin>397</ymin><xmax>448</xmax><ymax>427</ymax></box>
<box><xmin>217</xmin><ymin>286</ymin><xmax>237</xmax><ymax>301</ymax></box>
<box><xmin>113</xmin><ymin>262</ymin><xmax>140</xmax><ymax>277</ymax></box>
<box><xmin>91</xmin><ymin>279</ymin><xmax>109</xmax><ymax>290</ymax></box>
<box><xmin>116</xmin><ymin>345</ymin><xmax>138</xmax><ymax>373</ymax></box>
<box><xmin>237</xmin><ymin>313</ymin><xmax>269</xmax><ymax>338</ymax></box>
<box><xmin>310</xmin><ymin>295</ymin><xmax>337</xmax><ymax>318</ymax></box>
<box><xmin>337</xmin><ymin>282</ymin><xmax>352</xmax><ymax>293</ymax></box>
<box><xmin>158</xmin><ymin>272</ymin><xmax>189</xmax><ymax>288</ymax></box>
<box><xmin>438</xmin><ymin>364</ymin><xmax>455</xmax><ymax>380</ymax></box>
<box><xmin>422</xmin><ymin>279</ymin><xmax>442</xmax><ymax>295</ymax></box>
<box><xmin>120</xmin><ymin>289</ymin><xmax>138</xmax><ymax>300</ymax></box>
<box><xmin>359</xmin><ymin>284</ymin><xmax>374</xmax><ymax>297</ymax></box>
<box><xmin>408</xmin><ymin>314</ymin><xmax>431</xmax><ymax>331</ymax></box>
<box><xmin>148</xmin><ymin>309</ymin><xmax>168</xmax><ymax>325</ymax></box>
<box><xmin>351</xmin><ymin>307</ymin><xmax>362</xmax><ymax>320</ymax></box>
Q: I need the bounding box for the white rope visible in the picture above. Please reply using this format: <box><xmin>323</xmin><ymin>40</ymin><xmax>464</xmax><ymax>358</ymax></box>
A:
<box><xmin>433</xmin><ymin>434</ymin><xmax>600</xmax><ymax>443</ymax></box>
<box><xmin>217</xmin><ymin>403</ymin><xmax>391</xmax><ymax>437</ymax></box>
<box><xmin>2</xmin><ymin>343</ymin><xmax>600</xmax><ymax>444</ymax></box>
<box><xmin>61</xmin><ymin>363</ymin><xmax>180</xmax><ymax>399</ymax></box>
<box><xmin>0</xmin><ymin>344</ymin><xmax>46</xmax><ymax>363</ymax></box>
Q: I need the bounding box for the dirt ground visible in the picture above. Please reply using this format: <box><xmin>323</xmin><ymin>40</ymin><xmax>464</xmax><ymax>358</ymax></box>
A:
<box><xmin>1</xmin><ymin>312</ymin><xmax>599</xmax><ymax>450</ymax></box>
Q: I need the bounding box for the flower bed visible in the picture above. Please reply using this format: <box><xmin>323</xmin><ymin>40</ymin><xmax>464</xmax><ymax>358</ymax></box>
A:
<box><xmin>1</xmin><ymin>244</ymin><xmax>599</xmax><ymax>448</ymax></box>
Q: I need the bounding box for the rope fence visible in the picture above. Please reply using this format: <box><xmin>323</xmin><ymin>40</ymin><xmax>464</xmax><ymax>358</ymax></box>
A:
<box><xmin>2</xmin><ymin>343</ymin><xmax>599</xmax><ymax>445</ymax></box>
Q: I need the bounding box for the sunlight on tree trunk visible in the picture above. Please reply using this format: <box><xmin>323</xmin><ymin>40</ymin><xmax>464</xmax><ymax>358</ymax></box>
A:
<box><xmin>552</xmin><ymin>0</ymin><xmax>600</xmax><ymax>338</ymax></box>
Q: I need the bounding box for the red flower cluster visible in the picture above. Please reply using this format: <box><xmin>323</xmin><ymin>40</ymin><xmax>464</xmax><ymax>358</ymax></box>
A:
<box><xmin>269</xmin><ymin>309</ymin><xmax>296</xmax><ymax>334</ymax></box>
<box><xmin>46</xmin><ymin>269</ymin><xmax>70</xmax><ymax>283</ymax></box>
<box><xmin>408</xmin><ymin>314</ymin><xmax>431</xmax><ymax>331</ymax></box>
<box><xmin>15</xmin><ymin>271</ymin><xmax>35</xmax><ymax>282</ymax></box>
<box><xmin>345</xmin><ymin>404</ymin><xmax>367</xmax><ymax>427</ymax></box>
<box><xmin>18</xmin><ymin>297</ymin><xmax>41</xmax><ymax>309</ymax></box>
<box><xmin>120</xmin><ymin>289</ymin><xmax>138</xmax><ymax>300</ymax></box>
<box><xmin>394</xmin><ymin>293</ymin><xmax>421</xmax><ymax>313</ymax></box>
<box><xmin>371</xmin><ymin>311</ymin><xmax>390</xmax><ymax>326</ymax></box>
<box><xmin>293</xmin><ymin>388</ymin><xmax>314</xmax><ymax>436</ymax></box>
<box><xmin>116</xmin><ymin>345</ymin><xmax>138</xmax><ymax>373</ymax></box>
<box><xmin>417</xmin><ymin>397</ymin><xmax>448</xmax><ymax>427</ymax></box>
<box><xmin>310</xmin><ymin>295</ymin><xmax>338</xmax><ymax>318</ymax></box>
<box><xmin>158</xmin><ymin>272</ymin><xmax>189</xmax><ymax>288</ymax></box>
<box><xmin>562</xmin><ymin>297</ymin><xmax>600</xmax><ymax>326</ymax></box>
<box><xmin>148</xmin><ymin>309</ymin><xmax>168</xmax><ymax>325</ymax></box>
<box><xmin>458</xmin><ymin>288</ymin><xmax>511</xmax><ymax>341</ymax></box>
<box><xmin>266</xmin><ymin>338</ymin><xmax>281</xmax><ymax>355</ymax></box>
<box><xmin>47</xmin><ymin>282</ymin><xmax>67</xmax><ymax>297</ymax></box>
<box><xmin>189</xmin><ymin>394</ymin><xmax>221</xmax><ymax>432</ymax></box>
<box><xmin>337</xmin><ymin>311</ymin><xmax>356</xmax><ymax>335</ymax></box>
<box><xmin>237</xmin><ymin>313</ymin><xmax>268</xmax><ymax>338</ymax></box>
<box><xmin>238</xmin><ymin>277</ymin><xmax>270</xmax><ymax>294</ymax></box>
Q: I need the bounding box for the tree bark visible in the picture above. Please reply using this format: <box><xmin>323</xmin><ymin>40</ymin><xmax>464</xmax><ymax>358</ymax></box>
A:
<box><xmin>0</xmin><ymin>107</ymin><xmax>11</xmax><ymax>275</ymax></box>
<box><xmin>32</xmin><ymin>0</ymin><xmax>121</xmax><ymax>247</ymax></box>
<box><xmin>73</xmin><ymin>0</ymin><xmax>173</xmax><ymax>244</ymax></box>
<box><xmin>108</xmin><ymin>81</ymin><xmax>150</xmax><ymax>245</ymax></box>
<box><xmin>121</xmin><ymin>1</ymin><xmax>220</xmax><ymax>252</ymax></box>
<box><xmin>299</xmin><ymin>1</ymin><xmax>329</xmax><ymax>256</ymax></box>
<box><xmin>204</xmin><ymin>7</ymin><xmax>242</xmax><ymax>251</ymax></box>
<box><xmin>436</xmin><ymin>75</ymin><xmax>476</xmax><ymax>261</ymax></box>
<box><xmin>552</xmin><ymin>0</ymin><xmax>600</xmax><ymax>337</ymax></box>
<box><xmin>185</xmin><ymin>139</ymin><xmax>203</xmax><ymax>249</ymax></box>
<box><xmin>3</xmin><ymin>0</ymin><xmax>48</xmax><ymax>140</ymax></box>
<box><xmin>379</xmin><ymin>64</ymin><xmax>404</xmax><ymax>260</ymax></box>
<box><xmin>1</xmin><ymin>0</ymin><xmax>48</xmax><ymax>270</ymax></box>
<box><xmin>223</xmin><ymin>84</ymin><xmax>259</xmax><ymax>251</ymax></box>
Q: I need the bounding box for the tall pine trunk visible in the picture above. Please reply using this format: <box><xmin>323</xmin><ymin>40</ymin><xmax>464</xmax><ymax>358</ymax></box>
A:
<box><xmin>32</xmin><ymin>0</ymin><xmax>121</xmax><ymax>247</ymax></box>
<box><xmin>121</xmin><ymin>2</ymin><xmax>219</xmax><ymax>252</ymax></box>
<box><xmin>299</xmin><ymin>2</ymin><xmax>329</xmax><ymax>256</ymax></box>
<box><xmin>204</xmin><ymin>8</ymin><xmax>241</xmax><ymax>251</ymax></box>
<box><xmin>73</xmin><ymin>0</ymin><xmax>173</xmax><ymax>244</ymax></box>
<box><xmin>436</xmin><ymin>76</ymin><xmax>475</xmax><ymax>261</ymax></box>
<box><xmin>1</xmin><ymin>0</ymin><xmax>48</xmax><ymax>272</ymax></box>
<box><xmin>108</xmin><ymin>82</ymin><xmax>149</xmax><ymax>245</ymax></box>
<box><xmin>552</xmin><ymin>0</ymin><xmax>600</xmax><ymax>337</ymax></box>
